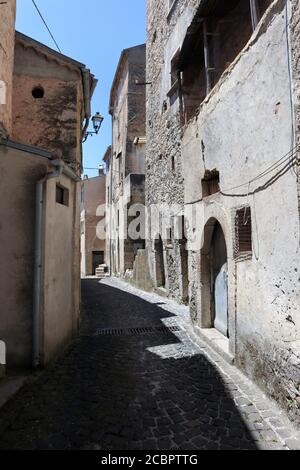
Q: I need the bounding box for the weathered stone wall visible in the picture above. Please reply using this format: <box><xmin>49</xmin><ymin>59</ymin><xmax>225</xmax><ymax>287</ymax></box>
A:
<box><xmin>181</xmin><ymin>0</ymin><xmax>300</xmax><ymax>421</ymax></box>
<box><xmin>146</xmin><ymin>0</ymin><xmax>200</xmax><ymax>301</ymax></box>
<box><xmin>147</xmin><ymin>0</ymin><xmax>300</xmax><ymax>421</ymax></box>
<box><xmin>146</xmin><ymin>0</ymin><xmax>201</xmax><ymax>302</ymax></box>
<box><xmin>12</xmin><ymin>38</ymin><xmax>83</xmax><ymax>167</ymax></box>
<box><xmin>108</xmin><ymin>45</ymin><xmax>146</xmax><ymax>275</ymax></box>
<box><xmin>0</xmin><ymin>0</ymin><xmax>16</xmax><ymax>136</ymax></box>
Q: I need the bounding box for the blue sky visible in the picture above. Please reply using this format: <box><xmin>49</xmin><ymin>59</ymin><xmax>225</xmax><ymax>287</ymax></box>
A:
<box><xmin>16</xmin><ymin>0</ymin><xmax>146</xmax><ymax>177</ymax></box>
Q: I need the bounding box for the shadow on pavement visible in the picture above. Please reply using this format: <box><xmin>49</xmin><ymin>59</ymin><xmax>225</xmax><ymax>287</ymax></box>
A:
<box><xmin>0</xmin><ymin>280</ymin><xmax>257</xmax><ymax>450</ymax></box>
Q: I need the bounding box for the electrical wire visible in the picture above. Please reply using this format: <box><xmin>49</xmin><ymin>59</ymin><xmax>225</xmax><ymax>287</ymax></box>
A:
<box><xmin>31</xmin><ymin>0</ymin><xmax>62</xmax><ymax>53</ymax></box>
<box><xmin>222</xmin><ymin>145</ymin><xmax>298</xmax><ymax>193</ymax></box>
<box><xmin>84</xmin><ymin>167</ymin><xmax>123</xmax><ymax>176</ymax></box>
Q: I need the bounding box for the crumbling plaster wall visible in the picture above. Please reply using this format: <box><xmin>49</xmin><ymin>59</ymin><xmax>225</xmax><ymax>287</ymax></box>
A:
<box><xmin>181</xmin><ymin>0</ymin><xmax>300</xmax><ymax>418</ymax></box>
<box><xmin>0</xmin><ymin>0</ymin><xmax>16</xmax><ymax>136</ymax></box>
<box><xmin>12</xmin><ymin>43</ymin><xmax>83</xmax><ymax>166</ymax></box>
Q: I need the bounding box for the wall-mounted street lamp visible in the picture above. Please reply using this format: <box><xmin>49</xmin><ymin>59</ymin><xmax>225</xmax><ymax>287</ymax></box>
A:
<box><xmin>83</xmin><ymin>112</ymin><xmax>104</xmax><ymax>142</ymax></box>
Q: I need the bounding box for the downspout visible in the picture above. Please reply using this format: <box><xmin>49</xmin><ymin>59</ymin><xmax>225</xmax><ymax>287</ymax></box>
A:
<box><xmin>32</xmin><ymin>160</ymin><xmax>80</xmax><ymax>369</ymax></box>
<box><xmin>81</xmin><ymin>68</ymin><xmax>97</xmax><ymax>143</ymax></box>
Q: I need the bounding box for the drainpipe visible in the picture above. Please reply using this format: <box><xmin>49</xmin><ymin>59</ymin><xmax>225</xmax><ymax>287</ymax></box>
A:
<box><xmin>32</xmin><ymin>160</ymin><xmax>80</xmax><ymax>369</ymax></box>
<box><xmin>250</xmin><ymin>0</ymin><xmax>259</xmax><ymax>31</ymax></box>
<box><xmin>81</xmin><ymin>68</ymin><xmax>97</xmax><ymax>142</ymax></box>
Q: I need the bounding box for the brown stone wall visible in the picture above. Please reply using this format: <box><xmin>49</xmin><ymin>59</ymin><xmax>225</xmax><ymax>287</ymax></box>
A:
<box><xmin>0</xmin><ymin>0</ymin><xmax>16</xmax><ymax>136</ymax></box>
<box><xmin>12</xmin><ymin>41</ymin><xmax>83</xmax><ymax>167</ymax></box>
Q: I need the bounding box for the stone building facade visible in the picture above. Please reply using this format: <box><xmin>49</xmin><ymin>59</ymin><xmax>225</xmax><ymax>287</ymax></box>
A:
<box><xmin>0</xmin><ymin>4</ymin><xmax>96</xmax><ymax>369</ymax></box>
<box><xmin>146</xmin><ymin>0</ymin><xmax>300</xmax><ymax>420</ymax></box>
<box><xmin>106</xmin><ymin>45</ymin><xmax>147</xmax><ymax>276</ymax></box>
<box><xmin>12</xmin><ymin>32</ymin><xmax>96</xmax><ymax>170</ymax></box>
<box><xmin>81</xmin><ymin>168</ymin><xmax>106</xmax><ymax>277</ymax></box>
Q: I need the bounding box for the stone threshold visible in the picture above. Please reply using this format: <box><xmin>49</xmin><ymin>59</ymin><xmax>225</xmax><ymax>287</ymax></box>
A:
<box><xmin>0</xmin><ymin>376</ymin><xmax>28</xmax><ymax>411</ymax></box>
<box><xmin>193</xmin><ymin>326</ymin><xmax>235</xmax><ymax>365</ymax></box>
<box><xmin>155</xmin><ymin>287</ymin><xmax>168</xmax><ymax>298</ymax></box>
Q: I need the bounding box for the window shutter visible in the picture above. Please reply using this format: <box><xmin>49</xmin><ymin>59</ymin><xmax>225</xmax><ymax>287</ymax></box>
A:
<box><xmin>234</xmin><ymin>207</ymin><xmax>252</xmax><ymax>257</ymax></box>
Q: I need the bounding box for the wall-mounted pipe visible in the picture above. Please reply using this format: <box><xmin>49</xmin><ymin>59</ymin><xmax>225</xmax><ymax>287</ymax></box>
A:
<box><xmin>81</xmin><ymin>68</ymin><xmax>92</xmax><ymax>140</ymax></box>
<box><xmin>250</xmin><ymin>0</ymin><xmax>259</xmax><ymax>31</ymax></box>
<box><xmin>32</xmin><ymin>159</ymin><xmax>80</xmax><ymax>368</ymax></box>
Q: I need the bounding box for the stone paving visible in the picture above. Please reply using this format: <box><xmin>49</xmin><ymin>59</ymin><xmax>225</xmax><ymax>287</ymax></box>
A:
<box><xmin>0</xmin><ymin>277</ymin><xmax>299</xmax><ymax>450</ymax></box>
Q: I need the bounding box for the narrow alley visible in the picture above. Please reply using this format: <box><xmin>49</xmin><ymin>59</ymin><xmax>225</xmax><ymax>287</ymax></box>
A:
<box><xmin>0</xmin><ymin>279</ymin><xmax>298</xmax><ymax>451</ymax></box>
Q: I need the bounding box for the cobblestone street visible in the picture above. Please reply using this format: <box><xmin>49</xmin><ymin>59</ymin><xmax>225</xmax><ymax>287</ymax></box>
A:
<box><xmin>0</xmin><ymin>278</ymin><xmax>299</xmax><ymax>450</ymax></box>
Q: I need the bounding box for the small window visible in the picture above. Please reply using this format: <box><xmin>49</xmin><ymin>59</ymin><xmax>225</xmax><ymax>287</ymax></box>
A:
<box><xmin>166</xmin><ymin>227</ymin><xmax>172</xmax><ymax>247</ymax></box>
<box><xmin>170</xmin><ymin>50</ymin><xmax>180</xmax><ymax>88</ymax></box>
<box><xmin>80</xmin><ymin>221</ymin><xmax>85</xmax><ymax>235</ymax></box>
<box><xmin>176</xmin><ymin>215</ymin><xmax>187</xmax><ymax>243</ymax></box>
<box><xmin>56</xmin><ymin>184</ymin><xmax>69</xmax><ymax>206</ymax></box>
<box><xmin>202</xmin><ymin>170</ymin><xmax>220</xmax><ymax>197</ymax></box>
<box><xmin>171</xmin><ymin>156</ymin><xmax>175</xmax><ymax>172</ymax></box>
<box><xmin>32</xmin><ymin>86</ymin><xmax>45</xmax><ymax>99</ymax></box>
<box><xmin>234</xmin><ymin>207</ymin><xmax>252</xmax><ymax>258</ymax></box>
<box><xmin>168</xmin><ymin>49</ymin><xmax>181</xmax><ymax>103</ymax></box>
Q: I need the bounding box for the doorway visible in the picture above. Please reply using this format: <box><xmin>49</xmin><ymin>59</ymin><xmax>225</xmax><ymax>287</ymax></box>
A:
<box><xmin>92</xmin><ymin>251</ymin><xmax>104</xmax><ymax>275</ymax></box>
<box><xmin>211</xmin><ymin>222</ymin><xmax>228</xmax><ymax>337</ymax></box>
<box><xmin>201</xmin><ymin>219</ymin><xmax>228</xmax><ymax>337</ymax></box>
<box><xmin>155</xmin><ymin>236</ymin><xmax>166</xmax><ymax>288</ymax></box>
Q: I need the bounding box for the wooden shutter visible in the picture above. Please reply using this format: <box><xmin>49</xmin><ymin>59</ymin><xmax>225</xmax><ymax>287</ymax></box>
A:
<box><xmin>235</xmin><ymin>207</ymin><xmax>252</xmax><ymax>256</ymax></box>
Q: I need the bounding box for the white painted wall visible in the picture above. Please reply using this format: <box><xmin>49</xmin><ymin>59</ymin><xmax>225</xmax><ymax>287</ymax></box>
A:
<box><xmin>181</xmin><ymin>1</ymin><xmax>300</xmax><ymax>404</ymax></box>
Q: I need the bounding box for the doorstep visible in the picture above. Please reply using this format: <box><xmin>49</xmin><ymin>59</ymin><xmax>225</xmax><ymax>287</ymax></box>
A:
<box><xmin>0</xmin><ymin>375</ymin><xmax>28</xmax><ymax>410</ymax></box>
<box><xmin>155</xmin><ymin>287</ymin><xmax>168</xmax><ymax>298</ymax></box>
<box><xmin>194</xmin><ymin>326</ymin><xmax>235</xmax><ymax>365</ymax></box>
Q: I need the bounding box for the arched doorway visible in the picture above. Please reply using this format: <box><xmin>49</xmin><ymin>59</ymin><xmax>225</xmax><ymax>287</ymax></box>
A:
<box><xmin>201</xmin><ymin>219</ymin><xmax>229</xmax><ymax>337</ymax></box>
<box><xmin>155</xmin><ymin>236</ymin><xmax>166</xmax><ymax>288</ymax></box>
